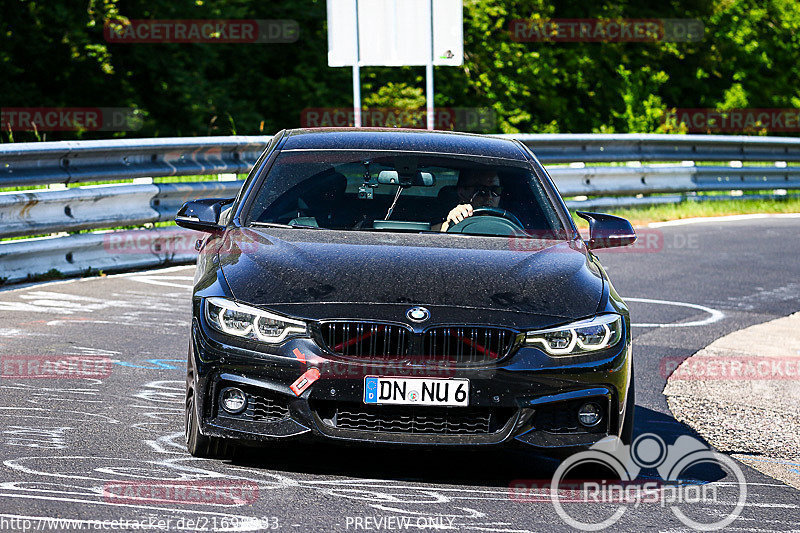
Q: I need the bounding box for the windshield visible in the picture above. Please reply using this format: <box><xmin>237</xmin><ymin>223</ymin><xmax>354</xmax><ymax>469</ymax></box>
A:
<box><xmin>245</xmin><ymin>150</ymin><xmax>567</xmax><ymax>239</ymax></box>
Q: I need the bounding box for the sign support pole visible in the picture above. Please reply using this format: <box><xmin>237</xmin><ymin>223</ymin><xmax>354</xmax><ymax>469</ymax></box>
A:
<box><xmin>353</xmin><ymin>0</ymin><xmax>362</xmax><ymax>127</ymax></box>
<box><xmin>426</xmin><ymin>0</ymin><xmax>434</xmax><ymax>130</ymax></box>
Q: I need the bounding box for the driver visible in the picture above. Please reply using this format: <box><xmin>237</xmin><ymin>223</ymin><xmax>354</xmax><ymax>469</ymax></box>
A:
<box><xmin>433</xmin><ymin>169</ymin><xmax>502</xmax><ymax>232</ymax></box>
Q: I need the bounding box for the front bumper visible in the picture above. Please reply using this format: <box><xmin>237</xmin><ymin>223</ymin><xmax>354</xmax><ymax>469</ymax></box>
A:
<box><xmin>190</xmin><ymin>316</ymin><xmax>632</xmax><ymax>450</ymax></box>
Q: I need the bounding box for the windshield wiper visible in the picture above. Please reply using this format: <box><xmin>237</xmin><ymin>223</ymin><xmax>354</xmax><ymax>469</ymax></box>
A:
<box><xmin>249</xmin><ymin>222</ymin><xmax>321</xmax><ymax>229</ymax></box>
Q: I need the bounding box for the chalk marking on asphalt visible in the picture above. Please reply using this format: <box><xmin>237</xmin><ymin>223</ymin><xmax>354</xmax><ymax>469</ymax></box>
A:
<box><xmin>649</xmin><ymin>213</ymin><xmax>800</xmax><ymax>228</ymax></box>
<box><xmin>0</xmin><ymin>292</ymin><xmax>136</xmax><ymax>315</ymax></box>
<box><xmin>4</xmin><ymin>455</ymin><xmax>241</xmax><ymax>483</ymax></box>
<box><xmin>627</xmin><ymin>297</ymin><xmax>725</xmax><ymax>328</ymax></box>
<box><xmin>0</xmin><ymin>264</ymin><xmax>194</xmax><ymax>296</ymax></box>
<box><xmin>0</xmin><ymin>384</ymin><xmax>98</xmax><ymax>396</ymax></box>
<box><xmin>0</xmin><ymin>278</ymin><xmax>78</xmax><ymax>294</ymax></box>
<box><xmin>735</xmin><ymin>457</ymin><xmax>800</xmax><ymax>467</ymax></box>
<box><xmin>115</xmin><ymin>359</ymin><xmax>183</xmax><ymax>370</ymax></box>
<box><xmin>301</xmin><ymin>489</ymin><xmax>795</xmax><ymax>504</ymax></box>
<box><xmin>0</xmin><ymin>490</ymin><xmax>243</xmax><ymax>509</ymax></box>
<box><xmin>0</xmin><ymin>407</ymin><xmax>118</xmax><ymax>424</ymax></box>
<box><xmin>369</xmin><ymin>503</ymin><xmax>485</xmax><ymax>519</ymax></box>
<box><xmin>144</xmin><ymin>432</ymin><xmax>187</xmax><ymax>455</ymax></box>
<box><xmin>116</xmin><ymin>265</ymin><xmax>196</xmax><ymax>276</ymax></box>
<box><xmin>322</xmin><ymin>487</ymin><xmax>450</xmax><ymax>504</ymax></box>
<box><xmin>725</xmin><ymin>526</ymin><xmax>797</xmax><ymax>533</ymax></box>
<box><xmin>126</xmin><ymin>276</ymin><xmax>193</xmax><ymax>289</ymax></box>
<box><xmin>26</xmin><ymin>394</ymin><xmax>106</xmax><ymax>405</ymax></box>
<box><xmin>463</xmin><ymin>524</ymin><xmax>537</xmax><ymax>533</ymax></box>
<box><xmin>299</xmin><ymin>479</ymin><xmax>789</xmax><ymax>492</ymax></box>
<box><xmin>707</xmin><ymin>501</ymin><xmax>800</xmax><ymax>509</ymax></box>
<box><xmin>64</xmin><ymin>346</ymin><xmax>121</xmax><ymax>356</ymax></box>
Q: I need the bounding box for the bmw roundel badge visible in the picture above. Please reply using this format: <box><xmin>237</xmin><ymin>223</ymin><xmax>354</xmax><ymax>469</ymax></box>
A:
<box><xmin>406</xmin><ymin>306</ymin><xmax>430</xmax><ymax>322</ymax></box>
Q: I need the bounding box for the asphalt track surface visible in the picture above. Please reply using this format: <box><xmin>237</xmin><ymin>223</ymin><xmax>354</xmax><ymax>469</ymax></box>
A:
<box><xmin>0</xmin><ymin>216</ymin><xmax>799</xmax><ymax>532</ymax></box>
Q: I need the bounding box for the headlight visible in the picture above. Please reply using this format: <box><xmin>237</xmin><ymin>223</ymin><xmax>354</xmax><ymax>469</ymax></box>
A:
<box><xmin>525</xmin><ymin>314</ymin><xmax>623</xmax><ymax>356</ymax></box>
<box><xmin>205</xmin><ymin>297</ymin><xmax>307</xmax><ymax>343</ymax></box>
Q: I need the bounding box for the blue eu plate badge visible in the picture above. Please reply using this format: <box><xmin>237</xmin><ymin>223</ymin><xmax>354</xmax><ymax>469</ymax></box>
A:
<box><xmin>364</xmin><ymin>376</ymin><xmax>379</xmax><ymax>404</ymax></box>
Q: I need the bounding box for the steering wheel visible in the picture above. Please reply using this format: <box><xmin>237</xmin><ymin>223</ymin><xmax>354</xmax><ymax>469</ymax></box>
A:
<box><xmin>446</xmin><ymin>206</ymin><xmax>526</xmax><ymax>236</ymax></box>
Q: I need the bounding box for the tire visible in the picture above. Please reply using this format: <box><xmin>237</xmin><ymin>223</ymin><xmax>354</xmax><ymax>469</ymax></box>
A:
<box><xmin>185</xmin><ymin>354</ymin><xmax>233</xmax><ymax>459</ymax></box>
<box><xmin>620</xmin><ymin>369</ymin><xmax>635</xmax><ymax>445</ymax></box>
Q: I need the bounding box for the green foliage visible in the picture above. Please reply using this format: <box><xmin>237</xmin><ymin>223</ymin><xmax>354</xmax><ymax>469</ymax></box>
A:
<box><xmin>2</xmin><ymin>0</ymin><xmax>799</xmax><ymax>140</ymax></box>
<box><xmin>574</xmin><ymin>195</ymin><xmax>800</xmax><ymax>226</ymax></box>
<box><xmin>363</xmin><ymin>83</ymin><xmax>426</xmax><ymax>110</ymax></box>
<box><xmin>26</xmin><ymin>268</ymin><xmax>65</xmax><ymax>282</ymax></box>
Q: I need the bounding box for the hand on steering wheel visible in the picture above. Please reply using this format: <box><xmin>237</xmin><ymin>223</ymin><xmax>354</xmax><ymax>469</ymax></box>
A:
<box><xmin>440</xmin><ymin>204</ymin><xmax>474</xmax><ymax>232</ymax></box>
<box><xmin>440</xmin><ymin>205</ymin><xmax>525</xmax><ymax>232</ymax></box>
<box><xmin>444</xmin><ymin>206</ymin><xmax>526</xmax><ymax>235</ymax></box>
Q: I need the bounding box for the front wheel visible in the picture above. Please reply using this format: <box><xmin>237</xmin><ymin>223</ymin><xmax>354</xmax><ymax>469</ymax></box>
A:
<box><xmin>620</xmin><ymin>370</ymin><xmax>635</xmax><ymax>445</ymax></box>
<box><xmin>185</xmin><ymin>359</ymin><xmax>233</xmax><ymax>459</ymax></box>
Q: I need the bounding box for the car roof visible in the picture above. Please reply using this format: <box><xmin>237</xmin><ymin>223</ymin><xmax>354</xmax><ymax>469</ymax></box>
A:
<box><xmin>281</xmin><ymin>128</ymin><xmax>528</xmax><ymax>161</ymax></box>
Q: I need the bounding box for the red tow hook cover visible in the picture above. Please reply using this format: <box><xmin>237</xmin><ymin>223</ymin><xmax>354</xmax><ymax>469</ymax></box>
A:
<box><xmin>290</xmin><ymin>367</ymin><xmax>320</xmax><ymax>396</ymax></box>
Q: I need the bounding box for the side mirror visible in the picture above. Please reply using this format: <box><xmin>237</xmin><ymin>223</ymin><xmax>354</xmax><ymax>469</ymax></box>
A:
<box><xmin>175</xmin><ymin>198</ymin><xmax>234</xmax><ymax>233</ymax></box>
<box><xmin>576</xmin><ymin>211</ymin><xmax>637</xmax><ymax>250</ymax></box>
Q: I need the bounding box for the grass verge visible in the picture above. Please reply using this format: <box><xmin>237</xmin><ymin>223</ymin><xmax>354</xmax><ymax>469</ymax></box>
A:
<box><xmin>571</xmin><ymin>196</ymin><xmax>800</xmax><ymax>227</ymax></box>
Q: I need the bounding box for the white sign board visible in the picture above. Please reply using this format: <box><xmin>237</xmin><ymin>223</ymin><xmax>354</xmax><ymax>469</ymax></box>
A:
<box><xmin>327</xmin><ymin>0</ymin><xmax>463</xmax><ymax>67</ymax></box>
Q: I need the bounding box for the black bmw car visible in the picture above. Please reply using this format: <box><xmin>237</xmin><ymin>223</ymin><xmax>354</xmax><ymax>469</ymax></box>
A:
<box><xmin>176</xmin><ymin>128</ymin><xmax>637</xmax><ymax>458</ymax></box>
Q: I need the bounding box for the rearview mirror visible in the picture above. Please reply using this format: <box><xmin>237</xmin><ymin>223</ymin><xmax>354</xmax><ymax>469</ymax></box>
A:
<box><xmin>175</xmin><ymin>198</ymin><xmax>234</xmax><ymax>233</ymax></box>
<box><xmin>576</xmin><ymin>211</ymin><xmax>636</xmax><ymax>249</ymax></box>
<box><xmin>377</xmin><ymin>170</ymin><xmax>435</xmax><ymax>187</ymax></box>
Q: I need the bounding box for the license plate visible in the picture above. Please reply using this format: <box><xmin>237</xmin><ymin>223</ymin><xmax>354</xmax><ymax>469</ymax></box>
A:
<box><xmin>363</xmin><ymin>376</ymin><xmax>469</xmax><ymax>406</ymax></box>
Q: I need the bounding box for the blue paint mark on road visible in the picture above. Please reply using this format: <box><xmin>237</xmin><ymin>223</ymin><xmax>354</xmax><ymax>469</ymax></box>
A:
<box><xmin>114</xmin><ymin>359</ymin><xmax>183</xmax><ymax>370</ymax></box>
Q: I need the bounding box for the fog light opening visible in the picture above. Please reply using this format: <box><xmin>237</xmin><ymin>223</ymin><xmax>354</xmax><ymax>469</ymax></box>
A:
<box><xmin>577</xmin><ymin>402</ymin><xmax>602</xmax><ymax>427</ymax></box>
<box><xmin>220</xmin><ymin>387</ymin><xmax>247</xmax><ymax>414</ymax></box>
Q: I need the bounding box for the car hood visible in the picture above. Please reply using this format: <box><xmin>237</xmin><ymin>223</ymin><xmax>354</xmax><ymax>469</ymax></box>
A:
<box><xmin>218</xmin><ymin>228</ymin><xmax>604</xmax><ymax>327</ymax></box>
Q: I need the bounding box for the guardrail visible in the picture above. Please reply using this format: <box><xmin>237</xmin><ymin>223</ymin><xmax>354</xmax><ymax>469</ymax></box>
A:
<box><xmin>2</xmin><ymin>133</ymin><xmax>799</xmax><ymax>285</ymax></box>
